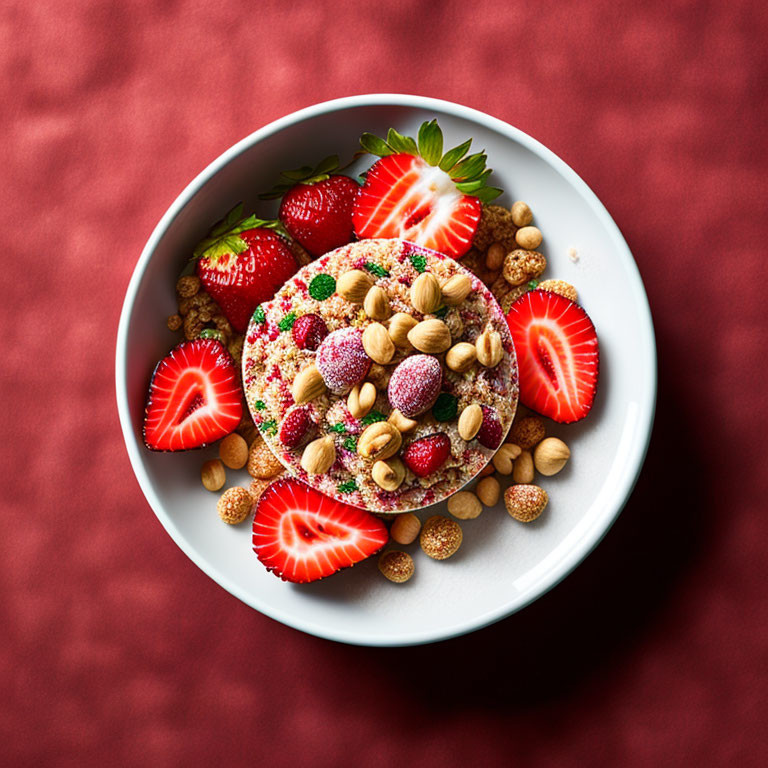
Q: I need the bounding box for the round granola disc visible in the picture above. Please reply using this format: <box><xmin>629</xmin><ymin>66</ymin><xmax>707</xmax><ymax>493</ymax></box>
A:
<box><xmin>242</xmin><ymin>238</ymin><xmax>518</xmax><ymax>514</ymax></box>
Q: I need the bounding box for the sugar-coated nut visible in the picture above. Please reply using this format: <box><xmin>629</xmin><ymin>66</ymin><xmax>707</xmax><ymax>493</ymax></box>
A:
<box><xmin>515</xmin><ymin>226</ymin><xmax>543</xmax><ymax>250</ymax></box>
<box><xmin>476</xmin><ymin>476</ymin><xmax>500</xmax><ymax>507</ymax></box>
<box><xmin>201</xmin><ymin>459</ymin><xmax>226</xmax><ymax>492</ymax></box>
<box><xmin>478</xmin><ymin>462</ymin><xmax>495</xmax><ymax>477</ymax></box>
<box><xmin>419</xmin><ymin>515</ymin><xmax>463</xmax><ymax>560</ymax></box>
<box><xmin>447</xmin><ymin>491</ymin><xmax>483</xmax><ymax>520</ymax></box>
<box><xmin>217</xmin><ymin>486</ymin><xmax>253</xmax><ymax>525</ymax></box>
<box><xmin>492</xmin><ymin>443</ymin><xmax>520</xmax><ymax>475</ymax></box>
<box><xmin>362</xmin><ymin>322</ymin><xmax>395</xmax><ymax>364</ymax></box>
<box><xmin>247</xmin><ymin>436</ymin><xmax>284</xmax><ymax>479</ymax></box>
<box><xmin>446</xmin><ymin>342</ymin><xmax>477</xmax><ymax>373</ymax></box>
<box><xmin>348</xmin><ymin>382</ymin><xmax>377</xmax><ymax>419</ymax></box>
<box><xmin>511</xmin><ymin>201</ymin><xmax>533</xmax><ymax>227</ymax></box>
<box><xmin>372</xmin><ymin>457</ymin><xmax>406</xmax><ymax>491</ymax></box>
<box><xmin>537</xmin><ymin>279</ymin><xmax>578</xmax><ymax>303</ymax></box>
<box><xmin>534</xmin><ymin>437</ymin><xmax>571</xmax><ymax>476</ymax></box>
<box><xmin>219</xmin><ymin>432</ymin><xmax>249</xmax><ymax>469</ymax></box>
<box><xmin>476</xmin><ymin>329</ymin><xmax>503</xmax><ymax>368</ymax></box>
<box><xmin>337</xmin><ymin>269</ymin><xmax>374</xmax><ymax>302</ymax></box>
<box><xmin>407</xmin><ymin>318</ymin><xmax>452</xmax><ymax>354</ymax></box>
<box><xmin>357</xmin><ymin>421</ymin><xmax>402</xmax><ymax>461</ymax></box>
<box><xmin>167</xmin><ymin>314</ymin><xmax>183</xmax><ymax>331</ymax></box>
<box><xmin>512</xmin><ymin>449</ymin><xmax>535</xmax><ymax>483</ymax></box>
<box><xmin>301</xmin><ymin>436</ymin><xmax>336</xmax><ymax>475</ymax></box>
<box><xmin>503</xmin><ymin>249</ymin><xmax>547</xmax><ymax>286</ymax></box>
<box><xmin>176</xmin><ymin>275</ymin><xmax>201</xmax><ymax>297</ymax></box>
<box><xmin>364</xmin><ymin>285</ymin><xmax>391</xmax><ymax>320</ymax></box>
<box><xmin>510</xmin><ymin>416</ymin><xmax>546</xmax><ymax>450</ymax></box>
<box><xmin>390</xmin><ymin>513</ymin><xmax>421</xmax><ymax>545</ymax></box>
<box><xmin>458</xmin><ymin>404</ymin><xmax>483</xmax><ymax>441</ymax></box>
<box><xmin>378</xmin><ymin>550</ymin><xmax>415</xmax><ymax>583</ymax></box>
<box><xmin>410</xmin><ymin>272</ymin><xmax>442</xmax><ymax>314</ymax></box>
<box><xmin>292</xmin><ymin>364</ymin><xmax>326</xmax><ymax>405</ymax></box>
<box><xmin>486</xmin><ymin>242</ymin><xmax>506</xmax><ymax>270</ymax></box>
<box><xmin>388</xmin><ymin>409</ymin><xmax>418</xmax><ymax>434</ymax></box>
<box><xmin>441</xmin><ymin>274</ymin><xmax>473</xmax><ymax>305</ymax></box>
<box><xmin>505</xmin><ymin>484</ymin><xmax>548</xmax><ymax>523</ymax></box>
<box><xmin>388</xmin><ymin>312</ymin><xmax>418</xmax><ymax>349</ymax></box>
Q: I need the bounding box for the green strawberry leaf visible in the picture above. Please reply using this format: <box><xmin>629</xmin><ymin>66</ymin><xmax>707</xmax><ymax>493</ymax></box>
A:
<box><xmin>418</xmin><ymin>120</ymin><xmax>443</xmax><ymax>165</ymax></box>
<box><xmin>192</xmin><ymin>205</ymin><xmax>286</xmax><ymax>262</ymax></box>
<box><xmin>360</xmin><ymin>133</ymin><xmax>394</xmax><ymax>157</ymax></box>
<box><xmin>450</xmin><ymin>152</ymin><xmax>488</xmax><ymax>182</ymax></box>
<box><xmin>281</xmin><ymin>165</ymin><xmax>314</xmax><ymax>181</ymax></box>
<box><xmin>439</xmin><ymin>139</ymin><xmax>472</xmax><ymax>171</ymax></box>
<box><xmin>386</xmin><ymin>128</ymin><xmax>418</xmax><ymax>155</ymax></box>
<box><xmin>473</xmin><ymin>186</ymin><xmax>504</xmax><ymax>203</ymax></box>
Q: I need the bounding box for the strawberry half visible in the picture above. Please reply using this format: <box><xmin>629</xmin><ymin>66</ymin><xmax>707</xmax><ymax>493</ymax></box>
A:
<box><xmin>506</xmin><ymin>290</ymin><xmax>599</xmax><ymax>423</ymax></box>
<box><xmin>252</xmin><ymin>478</ymin><xmax>388</xmax><ymax>583</ymax></box>
<box><xmin>194</xmin><ymin>204</ymin><xmax>297</xmax><ymax>333</ymax></box>
<box><xmin>143</xmin><ymin>339</ymin><xmax>243</xmax><ymax>451</ymax></box>
<box><xmin>353</xmin><ymin>121</ymin><xmax>502</xmax><ymax>259</ymax></box>
<box><xmin>261</xmin><ymin>155</ymin><xmax>360</xmax><ymax>257</ymax></box>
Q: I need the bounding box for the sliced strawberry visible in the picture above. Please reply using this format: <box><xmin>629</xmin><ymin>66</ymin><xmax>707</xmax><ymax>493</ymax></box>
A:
<box><xmin>194</xmin><ymin>205</ymin><xmax>297</xmax><ymax>333</ymax></box>
<box><xmin>252</xmin><ymin>478</ymin><xmax>388</xmax><ymax>583</ymax></box>
<box><xmin>143</xmin><ymin>339</ymin><xmax>243</xmax><ymax>451</ymax></box>
<box><xmin>353</xmin><ymin>121</ymin><xmax>502</xmax><ymax>259</ymax></box>
<box><xmin>505</xmin><ymin>290</ymin><xmax>599</xmax><ymax>423</ymax></box>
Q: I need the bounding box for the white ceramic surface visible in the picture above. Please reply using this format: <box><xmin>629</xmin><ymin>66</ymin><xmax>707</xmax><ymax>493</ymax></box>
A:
<box><xmin>115</xmin><ymin>94</ymin><xmax>656</xmax><ymax>647</ymax></box>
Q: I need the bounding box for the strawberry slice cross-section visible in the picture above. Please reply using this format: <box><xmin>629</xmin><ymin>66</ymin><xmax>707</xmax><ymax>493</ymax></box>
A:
<box><xmin>506</xmin><ymin>290</ymin><xmax>599</xmax><ymax>424</ymax></box>
<box><xmin>253</xmin><ymin>478</ymin><xmax>389</xmax><ymax>583</ymax></box>
<box><xmin>143</xmin><ymin>338</ymin><xmax>243</xmax><ymax>451</ymax></box>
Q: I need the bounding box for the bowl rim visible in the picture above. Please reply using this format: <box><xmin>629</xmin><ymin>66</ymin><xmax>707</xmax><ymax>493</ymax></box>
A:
<box><xmin>115</xmin><ymin>93</ymin><xmax>657</xmax><ymax>647</ymax></box>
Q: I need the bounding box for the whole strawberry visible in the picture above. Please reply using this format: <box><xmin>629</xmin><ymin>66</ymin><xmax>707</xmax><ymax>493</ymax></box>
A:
<box><xmin>261</xmin><ymin>156</ymin><xmax>359</xmax><ymax>258</ymax></box>
<box><xmin>193</xmin><ymin>204</ymin><xmax>297</xmax><ymax>333</ymax></box>
<box><xmin>402</xmin><ymin>433</ymin><xmax>452</xmax><ymax>478</ymax></box>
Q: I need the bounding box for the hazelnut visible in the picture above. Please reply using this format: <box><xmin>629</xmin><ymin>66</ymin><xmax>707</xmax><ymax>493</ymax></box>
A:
<box><xmin>378</xmin><ymin>550</ymin><xmax>415</xmax><ymax>583</ymax></box>
<box><xmin>201</xmin><ymin>459</ymin><xmax>226</xmax><ymax>492</ymax></box>
<box><xmin>419</xmin><ymin>515</ymin><xmax>462</xmax><ymax>560</ymax></box>
<box><xmin>510</xmin><ymin>201</ymin><xmax>533</xmax><ymax>227</ymax></box>
<box><xmin>217</xmin><ymin>486</ymin><xmax>253</xmax><ymax>525</ymax></box>
<box><xmin>509</xmin><ymin>416</ymin><xmax>546</xmax><ymax>450</ymax></box>
<box><xmin>219</xmin><ymin>433</ymin><xmax>249</xmax><ymax>469</ymax></box>
<box><xmin>475</xmin><ymin>476</ymin><xmax>500</xmax><ymax>507</ymax></box>
<box><xmin>504</xmin><ymin>484</ymin><xmax>548</xmax><ymax>523</ymax></box>
<box><xmin>533</xmin><ymin>437</ymin><xmax>571</xmax><ymax>476</ymax></box>
<box><xmin>515</xmin><ymin>226</ymin><xmax>543</xmax><ymax>250</ymax></box>
<box><xmin>447</xmin><ymin>491</ymin><xmax>483</xmax><ymax>520</ymax></box>
<box><xmin>512</xmin><ymin>449</ymin><xmax>535</xmax><ymax>484</ymax></box>
<box><xmin>390</xmin><ymin>513</ymin><xmax>421</xmax><ymax>545</ymax></box>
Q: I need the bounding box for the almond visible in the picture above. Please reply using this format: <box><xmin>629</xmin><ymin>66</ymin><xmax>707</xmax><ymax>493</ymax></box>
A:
<box><xmin>388</xmin><ymin>312</ymin><xmax>418</xmax><ymax>349</ymax></box>
<box><xmin>476</xmin><ymin>329</ymin><xmax>503</xmax><ymax>368</ymax></box>
<box><xmin>301</xmin><ymin>435</ymin><xmax>336</xmax><ymax>475</ymax></box>
<box><xmin>533</xmin><ymin>437</ymin><xmax>570</xmax><ymax>476</ymax></box>
<box><xmin>447</xmin><ymin>491</ymin><xmax>483</xmax><ymax>520</ymax></box>
<box><xmin>363</xmin><ymin>285</ymin><xmax>391</xmax><ymax>320</ymax></box>
<box><xmin>475</xmin><ymin>475</ymin><xmax>500</xmax><ymax>507</ymax></box>
<box><xmin>347</xmin><ymin>382</ymin><xmax>377</xmax><ymax>419</ymax></box>
<box><xmin>371</xmin><ymin>457</ymin><xmax>406</xmax><ymax>491</ymax></box>
<box><xmin>445</xmin><ymin>342</ymin><xmax>477</xmax><ymax>373</ymax></box>
<box><xmin>458</xmin><ymin>404</ymin><xmax>483</xmax><ymax>441</ymax></box>
<box><xmin>337</xmin><ymin>269</ymin><xmax>374</xmax><ymax>303</ymax></box>
<box><xmin>357</xmin><ymin>421</ymin><xmax>402</xmax><ymax>461</ymax></box>
<box><xmin>362</xmin><ymin>322</ymin><xmax>395</xmax><ymax>364</ymax></box>
<box><xmin>292</xmin><ymin>363</ymin><xmax>326</xmax><ymax>405</ymax></box>
<box><xmin>441</xmin><ymin>274</ymin><xmax>472</xmax><ymax>305</ymax></box>
<box><xmin>512</xmin><ymin>449</ymin><xmax>535</xmax><ymax>483</ymax></box>
<box><xmin>407</xmin><ymin>318</ymin><xmax>451</xmax><ymax>354</ymax></box>
<box><xmin>388</xmin><ymin>408</ymin><xmax>418</xmax><ymax>434</ymax></box>
<box><xmin>410</xmin><ymin>273</ymin><xmax>442</xmax><ymax>314</ymax></box>
<box><xmin>504</xmin><ymin>484</ymin><xmax>548</xmax><ymax>522</ymax></box>
<box><xmin>201</xmin><ymin>459</ymin><xmax>226</xmax><ymax>492</ymax></box>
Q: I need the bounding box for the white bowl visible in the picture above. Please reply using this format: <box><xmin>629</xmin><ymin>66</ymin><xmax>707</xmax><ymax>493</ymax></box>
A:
<box><xmin>116</xmin><ymin>94</ymin><xmax>656</xmax><ymax>647</ymax></box>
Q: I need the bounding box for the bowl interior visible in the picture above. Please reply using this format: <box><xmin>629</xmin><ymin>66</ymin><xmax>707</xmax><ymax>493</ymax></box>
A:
<box><xmin>117</xmin><ymin>97</ymin><xmax>655</xmax><ymax>646</ymax></box>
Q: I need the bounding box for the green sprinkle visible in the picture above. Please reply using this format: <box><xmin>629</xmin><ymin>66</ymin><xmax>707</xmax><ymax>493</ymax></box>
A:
<box><xmin>329</xmin><ymin>423</ymin><xmax>347</xmax><ymax>434</ymax></box>
<box><xmin>434</xmin><ymin>305</ymin><xmax>448</xmax><ymax>319</ymax></box>
<box><xmin>309</xmin><ymin>273</ymin><xmax>336</xmax><ymax>301</ymax></box>
<box><xmin>409</xmin><ymin>253</ymin><xmax>427</xmax><ymax>273</ymax></box>
<box><xmin>528</xmin><ymin>279</ymin><xmax>539</xmax><ymax>290</ymax></box>
<box><xmin>252</xmin><ymin>305</ymin><xmax>266</xmax><ymax>324</ymax></box>
<box><xmin>259</xmin><ymin>419</ymin><xmax>277</xmax><ymax>436</ymax></box>
<box><xmin>254</xmin><ymin>400</ymin><xmax>266</xmax><ymax>411</ymax></box>
<box><xmin>364</xmin><ymin>262</ymin><xmax>390</xmax><ymax>278</ymax></box>
<box><xmin>432</xmin><ymin>392</ymin><xmax>458</xmax><ymax>422</ymax></box>
<box><xmin>337</xmin><ymin>480</ymin><xmax>357</xmax><ymax>494</ymax></box>
<box><xmin>278</xmin><ymin>312</ymin><xmax>296</xmax><ymax>331</ymax></box>
<box><xmin>343</xmin><ymin>436</ymin><xmax>358</xmax><ymax>452</ymax></box>
<box><xmin>361</xmin><ymin>410</ymin><xmax>387</xmax><ymax>425</ymax></box>
<box><xmin>199</xmin><ymin>328</ymin><xmax>225</xmax><ymax>342</ymax></box>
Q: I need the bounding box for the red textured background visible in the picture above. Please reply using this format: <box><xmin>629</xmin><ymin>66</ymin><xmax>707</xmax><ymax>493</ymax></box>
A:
<box><xmin>2</xmin><ymin>0</ymin><xmax>767</xmax><ymax>765</ymax></box>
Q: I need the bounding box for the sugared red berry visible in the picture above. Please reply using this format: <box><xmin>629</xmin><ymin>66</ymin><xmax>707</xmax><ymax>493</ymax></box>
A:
<box><xmin>477</xmin><ymin>405</ymin><xmax>503</xmax><ymax>449</ymax></box>
<box><xmin>316</xmin><ymin>328</ymin><xmax>371</xmax><ymax>394</ymax></box>
<box><xmin>387</xmin><ymin>354</ymin><xmax>442</xmax><ymax>417</ymax></box>
<box><xmin>279</xmin><ymin>407</ymin><xmax>312</xmax><ymax>448</ymax></box>
<box><xmin>292</xmin><ymin>313</ymin><xmax>328</xmax><ymax>350</ymax></box>
<box><xmin>402</xmin><ymin>433</ymin><xmax>452</xmax><ymax>478</ymax></box>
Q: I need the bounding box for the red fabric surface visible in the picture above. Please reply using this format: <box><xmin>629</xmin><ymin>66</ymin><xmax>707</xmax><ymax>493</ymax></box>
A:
<box><xmin>2</xmin><ymin>0</ymin><xmax>767</xmax><ymax>765</ymax></box>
